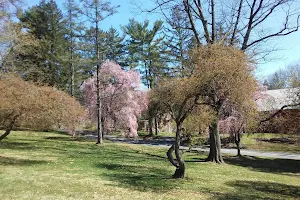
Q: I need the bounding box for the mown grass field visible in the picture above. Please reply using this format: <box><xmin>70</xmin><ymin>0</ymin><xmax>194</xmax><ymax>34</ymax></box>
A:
<box><xmin>0</xmin><ymin>131</ymin><xmax>299</xmax><ymax>200</ymax></box>
<box><xmin>241</xmin><ymin>133</ymin><xmax>300</xmax><ymax>154</ymax></box>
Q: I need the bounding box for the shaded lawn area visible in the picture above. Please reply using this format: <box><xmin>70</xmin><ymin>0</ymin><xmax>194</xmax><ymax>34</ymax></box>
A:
<box><xmin>0</xmin><ymin>131</ymin><xmax>299</xmax><ymax>200</ymax></box>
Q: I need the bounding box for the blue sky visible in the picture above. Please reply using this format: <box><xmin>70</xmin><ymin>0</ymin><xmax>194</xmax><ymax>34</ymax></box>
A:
<box><xmin>24</xmin><ymin>0</ymin><xmax>300</xmax><ymax>81</ymax></box>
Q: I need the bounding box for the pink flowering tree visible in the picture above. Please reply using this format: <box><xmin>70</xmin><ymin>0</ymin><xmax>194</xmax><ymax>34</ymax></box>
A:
<box><xmin>219</xmin><ymin>115</ymin><xmax>245</xmax><ymax>156</ymax></box>
<box><xmin>82</xmin><ymin>61</ymin><xmax>148</xmax><ymax>137</ymax></box>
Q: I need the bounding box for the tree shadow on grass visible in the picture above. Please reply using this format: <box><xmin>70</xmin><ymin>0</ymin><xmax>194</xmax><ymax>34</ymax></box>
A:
<box><xmin>133</xmin><ymin>150</ymin><xmax>167</xmax><ymax>160</ymax></box>
<box><xmin>216</xmin><ymin>180</ymin><xmax>300</xmax><ymax>200</ymax></box>
<box><xmin>0</xmin><ymin>141</ymin><xmax>36</xmax><ymax>151</ymax></box>
<box><xmin>95</xmin><ymin>162</ymin><xmax>177</xmax><ymax>192</ymax></box>
<box><xmin>90</xmin><ymin>148</ymin><xmax>168</xmax><ymax>165</ymax></box>
<box><xmin>224</xmin><ymin>155</ymin><xmax>300</xmax><ymax>174</ymax></box>
<box><xmin>185</xmin><ymin>156</ymin><xmax>207</xmax><ymax>163</ymax></box>
<box><xmin>0</xmin><ymin>137</ymin><xmax>92</xmax><ymax>157</ymax></box>
<box><xmin>92</xmin><ymin>147</ymin><xmax>181</xmax><ymax>193</ymax></box>
<box><xmin>44</xmin><ymin>136</ymin><xmax>91</xmax><ymax>142</ymax></box>
<box><xmin>0</xmin><ymin>156</ymin><xmax>48</xmax><ymax>166</ymax></box>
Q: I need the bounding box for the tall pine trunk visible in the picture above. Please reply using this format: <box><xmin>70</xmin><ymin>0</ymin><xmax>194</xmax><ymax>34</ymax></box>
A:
<box><xmin>206</xmin><ymin>119</ymin><xmax>224</xmax><ymax>163</ymax></box>
<box><xmin>95</xmin><ymin>0</ymin><xmax>103</xmax><ymax>145</ymax></box>
<box><xmin>166</xmin><ymin>121</ymin><xmax>185</xmax><ymax>178</ymax></box>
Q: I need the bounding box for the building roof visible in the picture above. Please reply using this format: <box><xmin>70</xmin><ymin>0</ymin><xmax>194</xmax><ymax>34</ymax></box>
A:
<box><xmin>256</xmin><ymin>88</ymin><xmax>300</xmax><ymax>111</ymax></box>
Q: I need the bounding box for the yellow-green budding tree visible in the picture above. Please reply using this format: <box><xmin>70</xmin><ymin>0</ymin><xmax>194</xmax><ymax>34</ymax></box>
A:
<box><xmin>0</xmin><ymin>73</ymin><xmax>86</xmax><ymax>140</ymax></box>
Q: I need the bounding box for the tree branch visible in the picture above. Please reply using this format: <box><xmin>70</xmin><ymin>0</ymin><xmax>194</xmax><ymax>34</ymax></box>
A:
<box><xmin>246</xmin><ymin>14</ymin><xmax>299</xmax><ymax>49</ymax></box>
<box><xmin>241</xmin><ymin>0</ymin><xmax>258</xmax><ymax>50</ymax></box>
<box><xmin>183</xmin><ymin>0</ymin><xmax>201</xmax><ymax>45</ymax></box>
<box><xmin>251</xmin><ymin>1</ymin><xmax>283</xmax><ymax>29</ymax></box>
<box><xmin>193</xmin><ymin>0</ymin><xmax>212</xmax><ymax>43</ymax></box>
<box><xmin>145</xmin><ymin>0</ymin><xmax>175</xmax><ymax>13</ymax></box>
<box><xmin>230</xmin><ymin>0</ymin><xmax>243</xmax><ymax>45</ymax></box>
<box><xmin>211</xmin><ymin>0</ymin><xmax>215</xmax><ymax>43</ymax></box>
<box><xmin>259</xmin><ymin>102</ymin><xmax>300</xmax><ymax>125</ymax></box>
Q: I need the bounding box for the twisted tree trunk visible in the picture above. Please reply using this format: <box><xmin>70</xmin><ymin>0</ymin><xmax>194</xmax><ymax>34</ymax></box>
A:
<box><xmin>0</xmin><ymin>129</ymin><xmax>12</xmax><ymax>141</ymax></box>
<box><xmin>0</xmin><ymin>115</ymin><xmax>18</xmax><ymax>141</ymax></box>
<box><xmin>206</xmin><ymin>119</ymin><xmax>224</xmax><ymax>163</ymax></box>
<box><xmin>167</xmin><ymin>121</ymin><xmax>185</xmax><ymax>178</ymax></box>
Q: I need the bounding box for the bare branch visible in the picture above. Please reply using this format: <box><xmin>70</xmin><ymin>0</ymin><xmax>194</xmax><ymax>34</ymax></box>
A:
<box><xmin>252</xmin><ymin>0</ymin><xmax>264</xmax><ymax>17</ymax></box>
<box><xmin>251</xmin><ymin>1</ymin><xmax>283</xmax><ymax>29</ymax></box>
<box><xmin>259</xmin><ymin>102</ymin><xmax>300</xmax><ymax>125</ymax></box>
<box><xmin>241</xmin><ymin>0</ymin><xmax>259</xmax><ymax>50</ymax></box>
<box><xmin>246</xmin><ymin>14</ymin><xmax>299</xmax><ymax>49</ymax></box>
<box><xmin>230</xmin><ymin>0</ymin><xmax>243</xmax><ymax>45</ymax></box>
<box><xmin>211</xmin><ymin>0</ymin><xmax>215</xmax><ymax>42</ymax></box>
<box><xmin>144</xmin><ymin>0</ymin><xmax>175</xmax><ymax>13</ymax></box>
<box><xmin>193</xmin><ymin>0</ymin><xmax>212</xmax><ymax>43</ymax></box>
<box><xmin>183</xmin><ymin>0</ymin><xmax>201</xmax><ymax>45</ymax></box>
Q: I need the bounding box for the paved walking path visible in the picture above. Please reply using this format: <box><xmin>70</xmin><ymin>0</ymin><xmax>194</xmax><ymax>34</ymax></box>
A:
<box><xmin>86</xmin><ymin>135</ymin><xmax>300</xmax><ymax>160</ymax></box>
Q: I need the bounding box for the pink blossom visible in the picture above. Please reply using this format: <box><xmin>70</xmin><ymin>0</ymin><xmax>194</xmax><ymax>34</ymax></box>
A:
<box><xmin>82</xmin><ymin>61</ymin><xmax>148</xmax><ymax>137</ymax></box>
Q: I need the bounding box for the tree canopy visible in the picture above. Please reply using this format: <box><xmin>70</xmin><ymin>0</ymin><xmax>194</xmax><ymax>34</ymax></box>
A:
<box><xmin>0</xmin><ymin>73</ymin><xmax>86</xmax><ymax>140</ymax></box>
<box><xmin>82</xmin><ymin>61</ymin><xmax>148</xmax><ymax>137</ymax></box>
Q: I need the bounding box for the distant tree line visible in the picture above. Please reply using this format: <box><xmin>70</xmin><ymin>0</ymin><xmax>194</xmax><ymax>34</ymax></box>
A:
<box><xmin>0</xmin><ymin>0</ymin><xmax>192</xmax><ymax>99</ymax></box>
<box><xmin>264</xmin><ymin>63</ymin><xmax>300</xmax><ymax>90</ymax></box>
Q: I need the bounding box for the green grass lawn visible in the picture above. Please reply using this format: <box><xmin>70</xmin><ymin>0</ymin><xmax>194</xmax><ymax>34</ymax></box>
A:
<box><xmin>241</xmin><ymin>133</ymin><xmax>300</xmax><ymax>154</ymax></box>
<box><xmin>0</xmin><ymin>131</ymin><xmax>299</xmax><ymax>200</ymax></box>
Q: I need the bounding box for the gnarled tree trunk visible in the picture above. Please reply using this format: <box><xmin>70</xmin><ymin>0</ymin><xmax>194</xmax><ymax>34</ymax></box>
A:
<box><xmin>0</xmin><ymin>115</ymin><xmax>18</xmax><ymax>141</ymax></box>
<box><xmin>0</xmin><ymin>129</ymin><xmax>12</xmax><ymax>141</ymax></box>
<box><xmin>166</xmin><ymin>121</ymin><xmax>185</xmax><ymax>178</ymax></box>
<box><xmin>206</xmin><ymin>119</ymin><xmax>224</xmax><ymax>163</ymax></box>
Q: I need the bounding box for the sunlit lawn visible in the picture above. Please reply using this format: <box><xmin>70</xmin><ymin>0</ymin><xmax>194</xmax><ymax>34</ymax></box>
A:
<box><xmin>0</xmin><ymin>131</ymin><xmax>299</xmax><ymax>200</ymax></box>
<box><xmin>241</xmin><ymin>133</ymin><xmax>300</xmax><ymax>154</ymax></box>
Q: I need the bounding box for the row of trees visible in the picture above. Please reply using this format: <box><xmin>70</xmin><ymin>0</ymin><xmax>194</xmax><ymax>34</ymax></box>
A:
<box><xmin>0</xmin><ymin>0</ymin><xmax>175</xmax><ymax>98</ymax></box>
<box><xmin>0</xmin><ymin>0</ymin><xmax>193</xmax><ymax>143</ymax></box>
<box><xmin>0</xmin><ymin>0</ymin><xmax>156</xmax><ymax>141</ymax></box>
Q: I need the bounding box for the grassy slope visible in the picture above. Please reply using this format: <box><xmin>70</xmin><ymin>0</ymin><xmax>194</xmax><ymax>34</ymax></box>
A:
<box><xmin>0</xmin><ymin>131</ymin><xmax>299</xmax><ymax>200</ymax></box>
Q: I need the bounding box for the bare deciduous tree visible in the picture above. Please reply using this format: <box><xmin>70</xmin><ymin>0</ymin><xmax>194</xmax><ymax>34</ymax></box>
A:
<box><xmin>150</xmin><ymin>0</ymin><xmax>300</xmax><ymax>55</ymax></box>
